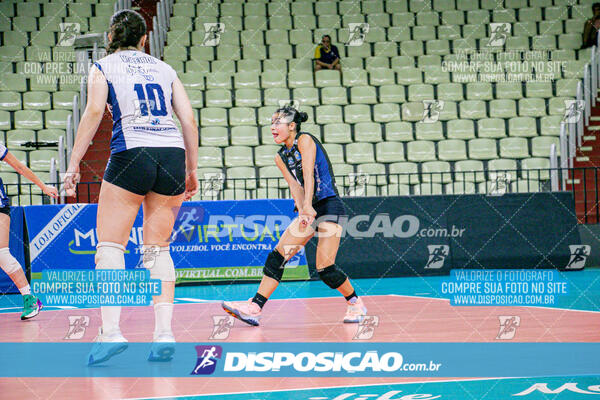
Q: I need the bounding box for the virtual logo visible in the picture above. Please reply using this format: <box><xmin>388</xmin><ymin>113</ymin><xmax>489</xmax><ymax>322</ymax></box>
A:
<box><xmin>202</xmin><ymin>23</ymin><xmax>225</xmax><ymax>46</ymax></box>
<box><xmin>346</xmin><ymin>23</ymin><xmax>370</xmax><ymax>46</ymax></box>
<box><xmin>64</xmin><ymin>315</ymin><xmax>89</xmax><ymax>339</ymax></box>
<box><xmin>566</xmin><ymin>245</ymin><xmax>590</xmax><ymax>270</ymax></box>
<box><xmin>487</xmin><ymin>23</ymin><xmax>511</xmax><ymax>46</ymax></box>
<box><xmin>425</xmin><ymin>245</ymin><xmax>449</xmax><ymax>269</ymax></box>
<box><xmin>496</xmin><ymin>315</ymin><xmax>520</xmax><ymax>340</ymax></box>
<box><xmin>353</xmin><ymin>315</ymin><xmax>379</xmax><ymax>340</ymax></box>
<box><xmin>191</xmin><ymin>345</ymin><xmax>222</xmax><ymax>375</ymax></box>
<box><xmin>209</xmin><ymin>316</ymin><xmax>235</xmax><ymax>340</ymax></box>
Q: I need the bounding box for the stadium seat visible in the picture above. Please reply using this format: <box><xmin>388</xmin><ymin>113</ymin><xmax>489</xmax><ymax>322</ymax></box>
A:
<box><xmin>227</xmin><ymin>167</ymin><xmax>257</xmax><ymax>189</ymax></box>
<box><xmin>205</xmin><ymin>89</ymin><xmax>232</xmax><ymax>108</ymax></box>
<box><xmin>389</xmin><ymin>161</ymin><xmax>420</xmax><ymax>184</ymax></box>
<box><xmin>490</xmin><ymin>100</ymin><xmax>517</xmax><ymax>119</ymax></box>
<box><xmin>346</xmin><ymin>142</ymin><xmax>375</xmax><ymax>164</ymax></box>
<box><xmin>255</xmin><ymin>145</ymin><xmax>280</xmax><ymax>167</ymax></box>
<box><xmin>201</xmin><ymin>127</ymin><xmax>229</xmax><ymax>147</ymax></box>
<box><xmin>407</xmin><ymin>140</ymin><xmax>436</xmax><ymax>162</ymax></box>
<box><xmin>499</xmin><ymin>137</ymin><xmax>529</xmax><ymax>159</ymax></box>
<box><xmin>225</xmin><ymin>146</ymin><xmax>253</xmax><ymax>167</ymax></box>
<box><xmin>379</xmin><ymin>85</ymin><xmax>406</xmax><ymax>103</ymax></box>
<box><xmin>413</xmin><ymin>183</ymin><xmax>443</xmax><ymax>195</ymax></box>
<box><xmin>415</xmin><ymin>122</ymin><xmax>444</xmax><ymax>140</ymax></box>
<box><xmin>321</xmin><ymin>87</ymin><xmax>347</xmax><ymax>105</ymax></box>
<box><xmin>518</xmin><ymin>98</ymin><xmax>546</xmax><ymax>117</ymax></box>
<box><xmin>521</xmin><ymin>157</ymin><xmax>551</xmax><ymax>180</ymax></box>
<box><xmin>469</xmin><ymin>138</ymin><xmax>498</xmax><ymax>160</ymax></box>
<box><xmin>229</xmin><ymin>107</ymin><xmax>256</xmax><ymax>126</ymax></box>
<box><xmin>201</xmin><ymin>108</ymin><xmax>228</xmax><ymax>126</ymax></box>
<box><xmin>376</xmin><ymin>142</ymin><xmax>405</xmax><ymax>162</ymax></box>
<box><xmin>478</xmin><ymin>118</ymin><xmax>506</xmax><ymax>139</ymax></box>
<box><xmin>459</xmin><ymin>100</ymin><xmax>487</xmax><ymax>119</ymax></box>
<box><xmin>351</xmin><ymin>86</ymin><xmax>378</xmax><ymax>104</ymax></box>
<box><xmin>236</xmin><ymin>89</ymin><xmax>262</xmax><ymax>107</ymax></box>
<box><xmin>532</xmin><ymin>136</ymin><xmax>559</xmax><ymax>157</ymax></box>
<box><xmin>324</xmin><ymin>123</ymin><xmax>352</xmax><ymax>144</ymax></box>
<box><xmin>422</xmin><ymin>161</ymin><xmax>452</xmax><ymax>183</ymax></box>
<box><xmin>508</xmin><ymin>117</ymin><xmax>537</xmax><ymax>137</ymax></box>
<box><xmin>374</xmin><ymin>103</ymin><xmax>400</xmax><ymax>122</ymax></box>
<box><xmin>30</xmin><ymin>150</ymin><xmax>57</xmax><ymax>171</ymax></box>
<box><xmin>445</xmin><ymin>181</ymin><xmax>477</xmax><ymax>194</ymax></box>
<box><xmin>438</xmin><ymin>139</ymin><xmax>468</xmax><ymax>161</ymax></box>
<box><xmin>322</xmin><ymin>143</ymin><xmax>344</xmax><ymax>164</ymax></box>
<box><xmin>231</xmin><ymin>126</ymin><xmax>259</xmax><ymax>146</ymax></box>
<box><xmin>454</xmin><ymin>160</ymin><xmax>485</xmax><ymax>182</ymax></box>
<box><xmin>354</xmin><ymin>122</ymin><xmax>382</xmax><ymax>142</ymax></box>
<box><xmin>385</xmin><ymin>122</ymin><xmax>414</xmax><ymax>141</ymax></box>
<box><xmin>447</xmin><ymin>119</ymin><xmax>475</xmax><ymax>140</ymax></box>
<box><xmin>6</xmin><ymin>130</ymin><xmax>35</xmax><ymax>149</ymax></box>
<box><xmin>357</xmin><ymin>163</ymin><xmax>387</xmax><ymax>185</ymax></box>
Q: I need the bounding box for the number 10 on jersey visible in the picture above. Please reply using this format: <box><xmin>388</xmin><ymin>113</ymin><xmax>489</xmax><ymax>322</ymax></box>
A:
<box><xmin>133</xmin><ymin>83</ymin><xmax>167</xmax><ymax>121</ymax></box>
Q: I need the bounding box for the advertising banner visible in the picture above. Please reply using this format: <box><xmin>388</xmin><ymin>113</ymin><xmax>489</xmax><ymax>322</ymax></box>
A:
<box><xmin>23</xmin><ymin>200</ymin><xmax>309</xmax><ymax>283</ymax></box>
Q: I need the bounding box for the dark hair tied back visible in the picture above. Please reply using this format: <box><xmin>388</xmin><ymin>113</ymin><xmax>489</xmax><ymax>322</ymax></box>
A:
<box><xmin>275</xmin><ymin>106</ymin><xmax>308</xmax><ymax>132</ymax></box>
<box><xmin>107</xmin><ymin>10</ymin><xmax>147</xmax><ymax>54</ymax></box>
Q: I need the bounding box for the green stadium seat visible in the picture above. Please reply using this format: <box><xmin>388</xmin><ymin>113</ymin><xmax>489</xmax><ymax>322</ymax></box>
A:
<box><xmin>488</xmin><ymin>158</ymin><xmax>517</xmax><ymax>177</ymax></box>
<box><xmin>205</xmin><ymin>89</ymin><xmax>232</xmax><ymax>108</ymax></box>
<box><xmin>510</xmin><ymin>180</ymin><xmax>540</xmax><ymax>193</ymax></box>
<box><xmin>321</xmin><ymin>87</ymin><xmax>347</xmax><ymax>105</ymax></box>
<box><xmin>289</xmin><ymin>29</ymin><xmax>313</xmax><ymax>45</ymax></box>
<box><xmin>224</xmin><ymin>146</ymin><xmax>253</xmax><ymax>167</ymax></box>
<box><xmin>201</xmin><ymin>127</ymin><xmax>229</xmax><ymax>147</ymax></box>
<box><xmin>532</xmin><ymin>35</ymin><xmax>557</xmax><ymax>50</ymax></box>
<box><xmin>539</xmin><ymin>20</ymin><xmax>563</xmax><ymax>35</ymax></box>
<box><xmin>6</xmin><ymin>130</ymin><xmax>35</xmax><ymax>149</ymax></box>
<box><xmin>294</xmin><ymin>15</ymin><xmax>316</xmax><ymax>30</ymax></box>
<box><xmin>478</xmin><ymin>118</ymin><xmax>506</xmax><ymax>138</ymax></box>
<box><xmin>508</xmin><ymin>117</ymin><xmax>537</xmax><ymax>137</ymax></box>
<box><xmin>413</xmin><ymin>183</ymin><xmax>443</xmax><ymax>195</ymax></box>
<box><xmin>332</xmin><ymin>164</ymin><xmax>355</xmax><ymax>184</ymax></box>
<box><xmin>23</xmin><ymin>92</ymin><xmax>52</xmax><ymax>111</ymax></box>
<box><xmin>13</xmin><ymin>17</ymin><xmax>37</xmax><ymax>32</ymax></box>
<box><xmin>408</xmin><ymin>84</ymin><xmax>434</xmax><ymax>102</ymax></box>
<box><xmin>324</xmin><ymin>123</ymin><xmax>352</xmax><ymax>144</ymax></box>
<box><xmin>323</xmin><ymin>143</ymin><xmax>344</xmax><ymax>164</ymax></box>
<box><xmin>400</xmin><ymin>40</ymin><xmax>424</xmax><ymax>57</ymax></box>
<box><xmin>317</xmin><ymin>105</ymin><xmax>343</xmax><ymax>124</ymax></box>
<box><xmin>342</xmin><ymin>70</ymin><xmax>368</xmax><ymax>87</ymax></box>
<box><xmin>388</xmin><ymin>27</ymin><xmax>412</xmax><ymax>42</ymax></box>
<box><xmin>234</xmin><ymin>72</ymin><xmax>260</xmax><ymax>89</ymax></box>
<box><xmin>355</xmin><ymin>122</ymin><xmax>382</xmax><ymax>142</ymax></box>
<box><xmin>52</xmin><ymin>91</ymin><xmax>77</xmax><ymax>110</ymax></box>
<box><xmin>514</xmin><ymin>22</ymin><xmax>537</xmax><ymax>36</ymax></box>
<box><xmin>493</xmin><ymin>9</ymin><xmax>516</xmax><ymax>23</ymax></box>
<box><xmin>201</xmin><ymin>108</ymin><xmax>227</xmax><ymax>126</ymax></box>
<box><xmin>499</xmin><ymin>137</ymin><xmax>529</xmax><ymax>159</ymax></box>
<box><xmin>291</xmin><ymin>87</ymin><xmax>318</xmax><ymax>106</ymax></box>
<box><xmin>424</xmin><ymin>66</ymin><xmax>450</xmax><ymax>84</ymax></box>
<box><xmin>413</xmin><ymin>26</ymin><xmax>437</xmax><ymax>41</ymax></box>
<box><xmin>0</xmin><ymin>92</ymin><xmax>21</xmax><ymax>111</ymax></box>
<box><xmin>351</xmin><ymin>86</ymin><xmax>377</xmax><ymax>104</ymax></box>
<box><xmin>226</xmin><ymin>167</ymin><xmax>256</xmax><ymax>190</ymax></box>
<box><xmin>496</xmin><ymin>82</ymin><xmax>523</xmax><ymax>99</ymax></box>
<box><xmin>521</xmin><ymin>157</ymin><xmax>550</xmax><ymax>180</ymax></box>
<box><xmin>548</xmin><ymin>97</ymin><xmax>573</xmax><ymax>115</ymax></box>
<box><xmin>556</xmin><ymin>79</ymin><xmax>580</xmax><ymax>97</ymax></box>
<box><xmin>180</xmin><ymin>73</ymin><xmax>205</xmax><ymax>91</ymax></box>
<box><xmin>398</xmin><ymin>68</ymin><xmax>423</xmax><ymax>85</ymax></box>
<box><xmin>439</xmin><ymin>139</ymin><xmax>468</xmax><ymax>161</ymax></box>
<box><xmin>422</xmin><ymin>161</ymin><xmax>452</xmax><ymax>183</ymax></box>
<box><xmin>45</xmin><ymin>110</ymin><xmax>70</xmax><ymax>129</ymax></box>
<box><xmin>211</xmin><ymin>60</ymin><xmax>235</xmax><ymax>76</ymax></box>
<box><xmin>229</xmin><ymin>107</ymin><xmax>256</xmax><ymax>126</ymax></box>
<box><xmin>343</xmin><ymin>104</ymin><xmax>370</xmax><ymax>124</ymax></box>
<box><xmin>540</xmin><ymin>116</ymin><xmax>562</xmax><ymax>136</ymax></box>
<box><xmin>490</xmin><ymin>99</ymin><xmax>517</xmax><ymax>118</ymax></box>
<box><xmin>315</xmin><ymin>70</ymin><xmax>341</xmax><ymax>87</ymax></box>
<box><xmin>467</xmin><ymin>82</ymin><xmax>493</xmax><ymax>100</ymax></box>
<box><xmin>0</xmin><ymin>46</ymin><xmax>25</xmax><ymax>62</ymax></box>
<box><xmin>262</xmin><ymin>88</ymin><xmax>289</xmax><ymax>106</ymax></box>
<box><xmin>462</xmin><ymin>24</ymin><xmax>487</xmax><ymax>39</ymax></box>
<box><xmin>447</xmin><ymin>119</ymin><xmax>475</xmax><ymax>140</ymax></box>
<box><xmin>373</xmin><ymin>42</ymin><xmax>398</xmax><ymax>57</ymax></box>
<box><xmin>455</xmin><ymin>160</ymin><xmax>485</xmax><ymax>182</ymax></box>
<box><xmin>37</xmin><ymin>129</ymin><xmax>62</xmax><ymax>145</ymax></box>
<box><xmin>356</xmin><ymin>163</ymin><xmax>386</xmax><ymax>186</ymax></box>
<box><xmin>30</xmin><ymin>150</ymin><xmax>57</xmax><ymax>171</ymax></box>
<box><xmin>374</xmin><ymin>103</ymin><xmax>400</xmax><ymax>122</ymax></box>
<box><xmin>288</xmin><ymin>70</ymin><xmax>313</xmax><ymax>88</ymax></box>
<box><xmin>389</xmin><ymin>162</ymin><xmax>419</xmax><ymax>185</ymax></box>
<box><xmin>385</xmin><ymin>122</ymin><xmax>413</xmax><ymax>141</ymax></box>
<box><xmin>437</xmin><ymin>25</ymin><xmax>462</xmax><ymax>40</ymax></box>
<box><xmin>258</xmin><ymin>166</ymin><xmax>285</xmax><ymax>188</ymax></box>
<box><xmin>415</xmin><ymin>121</ymin><xmax>444</xmax><ymax>140</ymax></box>
<box><xmin>469</xmin><ymin>138</ymin><xmax>498</xmax><ymax>160</ymax></box>
<box><xmin>264</xmin><ymin>59</ymin><xmax>288</xmax><ymax>73</ymax></box>
<box><xmin>14</xmin><ymin>110</ymin><xmax>42</xmax><ymax>130</ymax></box>
<box><xmin>460</xmin><ymin>100</ymin><xmax>487</xmax><ymax>119</ymax></box>
<box><xmin>240</xmin><ymin>30</ymin><xmax>264</xmax><ymax>46</ymax></box>
<box><xmin>438</xmin><ymin>83</ymin><xmax>464</xmax><ymax>101</ymax></box>
<box><xmin>261</xmin><ymin>72</ymin><xmax>287</xmax><ymax>88</ymax></box>
<box><xmin>231</xmin><ymin>126</ymin><xmax>259</xmax><ymax>146</ymax></box>
<box><xmin>531</xmin><ymin>136</ymin><xmax>559</xmax><ymax>157</ymax></box>
<box><xmin>376</xmin><ymin>141</ymin><xmax>404</xmax><ymax>162</ymax></box>
<box><xmin>205</xmin><ymin>73</ymin><xmax>231</xmax><ymax>90</ymax></box>
<box><xmin>235</xmin><ymin>89</ymin><xmax>262</xmax><ymax>107</ymax></box>
<box><xmin>401</xmin><ymin>102</ymin><xmax>424</xmax><ymax>122</ymax></box>
<box><xmin>346</xmin><ymin>142</ymin><xmax>375</xmax><ymax>164</ymax></box>
<box><xmin>407</xmin><ymin>140</ymin><xmax>436</xmax><ymax>162</ymax></box>
<box><xmin>291</xmin><ymin>2</ymin><xmax>313</xmax><ymax>15</ymax></box>
<box><xmin>519</xmin><ymin>98</ymin><xmax>547</xmax><ymax>117</ymax></box>
<box><xmin>258</xmin><ymin>106</ymin><xmax>279</xmax><ymax>125</ymax></box>
<box><xmin>369</xmin><ymin>69</ymin><xmax>395</xmax><ymax>87</ymax></box>
<box><xmin>379</xmin><ymin>85</ymin><xmax>406</xmax><ymax>103</ymax></box>
<box><xmin>571</xmin><ymin>5</ymin><xmax>592</xmax><ymax>19</ymax></box>
<box><xmin>565</xmin><ymin>19</ymin><xmax>586</xmax><ymax>34</ymax></box>
<box><xmin>391</xmin><ymin>55</ymin><xmax>416</xmax><ymax>71</ymax></box>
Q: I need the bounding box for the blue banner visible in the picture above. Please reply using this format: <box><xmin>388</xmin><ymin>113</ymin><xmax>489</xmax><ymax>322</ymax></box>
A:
<box><xmin>23</xmin><ymin>201</ymin><xmax>309</xmax><ymax>283</ymax></box>
<box><xmin>0</xmin><ymin>206</ymin><xmax>26</xmax><ymax>294</ymax></box>
<box><xmin>0</xmin><ymin>342</ymin><xmax>598</xmax><ymax>377</ymax></box>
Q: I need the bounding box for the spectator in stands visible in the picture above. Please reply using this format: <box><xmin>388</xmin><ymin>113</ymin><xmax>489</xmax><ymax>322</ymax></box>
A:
<box><xmin>314</xmin><ymin>35</ymin><xmax>341</xmax><ymax>72</ymax></box>
<box><xmin>582</xmin><ymin>3</ymin><xmax>600</xmax><ymax>48</ymax></box>
<box><xmin>0</xmin><ymin>143</ymin><xmax>57</xmax><ymax>320</ymax></box>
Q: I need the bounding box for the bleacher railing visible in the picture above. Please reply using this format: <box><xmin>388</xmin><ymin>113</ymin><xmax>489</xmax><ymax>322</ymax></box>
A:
<box><xmin>10</xmin><ymin>167</ymin><xmax>600</xmax><ymax>224</ymax></box>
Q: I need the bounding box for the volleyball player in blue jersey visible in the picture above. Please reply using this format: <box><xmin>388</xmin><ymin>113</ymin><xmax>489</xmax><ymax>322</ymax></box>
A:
<box><xmin>223</xmin><ymin>107</ymin><xmax>367</xmax><ymax>326</ymax></box>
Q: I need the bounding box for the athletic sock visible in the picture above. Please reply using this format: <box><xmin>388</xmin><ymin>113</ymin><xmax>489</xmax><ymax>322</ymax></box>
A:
<box><xmin>19</xmin><ymin>284</ymin><xmax>31</xmax><ymax>296</ymax></box>
<box><xmin>101</xmin><ymin>306</ymin><xmax>122</xmax><ymax>335</ymax></box>
<box><xmin>252</xmin><ymin>293</ymin><xmax>268</xmax><ymax>309</ymax></box>
<box><xmin>345</xmin><ymin>291</ymin><xmax>358</xmax><ymax>303</ymax></box>
<box><xmin>154</xmin><ymin>302</ymin><xmax>174</xmax><ymax>337</ymax></box>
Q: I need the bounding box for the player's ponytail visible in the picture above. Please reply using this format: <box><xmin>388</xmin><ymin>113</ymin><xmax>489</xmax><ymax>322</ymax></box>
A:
<box><xmin>275</xmin><ymin>106</ymin><xmax>308</xmax><ymax>132</ymax></box>
<box><xmin>106</xmin><ymin>10</ymin><xmax>147</xmax><ymax>54</ymax></box>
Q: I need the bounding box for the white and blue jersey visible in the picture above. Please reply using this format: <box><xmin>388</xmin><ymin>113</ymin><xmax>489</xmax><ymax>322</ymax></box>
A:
<box><xmin>0</xmin><ymin>143</ymin><xmax>10</xmax><ymax>208</ymax></box>
<box><xmin>278</xmin><ymin>132</ymin><xmax>339</xmax><ymax>204</ymax></box>
<box><xmin>94</xmin><ymin>50</ymin><xmax>184</xmax><ymax>155</ymax></box>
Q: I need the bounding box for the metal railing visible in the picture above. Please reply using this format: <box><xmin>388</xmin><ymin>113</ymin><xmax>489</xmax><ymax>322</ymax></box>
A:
<box><xmin>6</xmin><ymin>167</ymin><xmax>598</xmax><ymax>223</ymax></box>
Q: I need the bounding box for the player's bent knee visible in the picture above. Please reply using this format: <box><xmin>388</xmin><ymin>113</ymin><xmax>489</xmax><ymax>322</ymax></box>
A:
<box><xmin>263</xmin><ymin>249</ymin><xmax>286</xmax><ymax>282</ymax></box>
<box><xmin>0</xmin><ymin>247</ymin><xmax>21</xmax><ymax>274</ymax></box>
<box><xmin>95</xmin><ymin>242</ymin><xmax>126</xmax><ymax>270</ymax></box>
<box><xmin>143</xmin><ymin>245</ymin><xmax>175</xmax><ymax>282</ymax></box>
<box><xmin>318</xmin><ymin>265</ymin><xmax>347</xmax><ymax>289</ymax></box>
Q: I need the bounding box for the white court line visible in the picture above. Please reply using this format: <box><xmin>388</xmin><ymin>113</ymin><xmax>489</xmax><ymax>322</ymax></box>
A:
<box><xmin>122</xmin><ymin>376</ymin><xmax>524</xmax><ymax>400</ymax></box>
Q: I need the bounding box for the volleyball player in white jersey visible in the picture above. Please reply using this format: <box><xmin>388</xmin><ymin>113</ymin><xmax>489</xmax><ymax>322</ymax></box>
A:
<box><xmin>63</xmin><ymin>10</ymin><xmax>198</xmax><ymax>364</ymax></box>
<box><xmin>0</xmin><ymin>143</ymin><xmax>57</xmax><ymax>319</ymax></box>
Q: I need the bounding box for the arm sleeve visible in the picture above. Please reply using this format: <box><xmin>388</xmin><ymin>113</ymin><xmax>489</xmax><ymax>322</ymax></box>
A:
<box><xmin>332</xmin><ymin>46</ymin><xmax>340</xmax><ymax>59</ymax></box>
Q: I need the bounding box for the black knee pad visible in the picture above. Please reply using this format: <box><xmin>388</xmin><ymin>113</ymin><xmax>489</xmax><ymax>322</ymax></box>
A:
<box><xmin>318</xmin><ymin>265</ymin><xmax>347</xmax><ymax>289</ymax></box>
<box><xmin>263</xmin><ymin>250</ymin><xmax>286</xmax><ymax>282</ymax></box>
